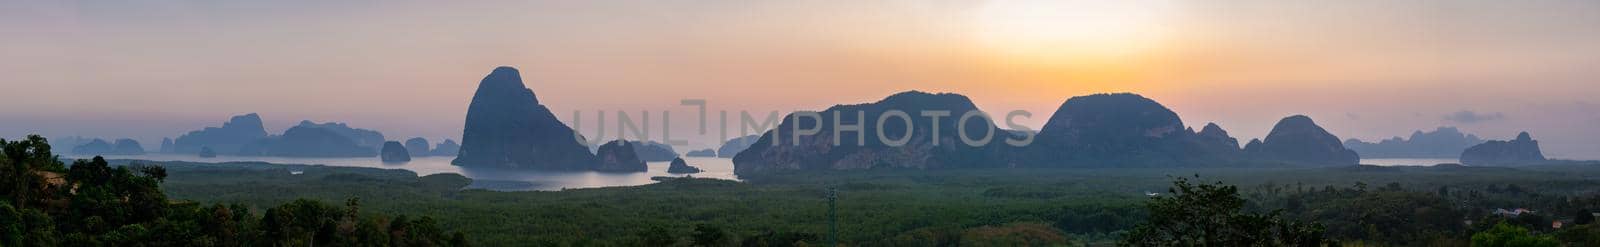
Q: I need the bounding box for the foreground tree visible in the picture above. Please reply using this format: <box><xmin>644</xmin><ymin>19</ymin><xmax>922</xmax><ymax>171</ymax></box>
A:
<box><xmin>0</xmin><ymin>135</ymin><xmax>470</xmax><ymax>246</ymax></box>
<box><xmin>0</xmin><ymin>135</ymin><xmax>67</xmax><ymax>210</ymax></box>
<box><xmin>1121</xmin><ymin>176</ymin><xmax>1329</xmax><ymax>246</ymax></box>
<box><xmin>1471</xmin><ymin>223</ymin><xmax>1558</xmax><ymax>247</ymax></box>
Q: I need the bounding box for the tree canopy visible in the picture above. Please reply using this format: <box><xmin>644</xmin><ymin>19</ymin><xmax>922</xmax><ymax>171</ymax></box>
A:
<box><xmin>0</xmin><ymin>135</ymin><xmax>468</xmax><ymax>246</ymax></box>
<box><xmin>1121</xmin><ymin>176</ymin><xmax>1330</xmax><ymax>246</ymax></box>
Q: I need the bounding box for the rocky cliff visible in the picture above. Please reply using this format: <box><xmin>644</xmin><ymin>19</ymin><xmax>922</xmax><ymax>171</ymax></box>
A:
<box><xmin>1244</xmin><ymin>115</ymin><xmax>1360</xmax><ymax>166</ymax></box>
<box><xmin>717</xmin><ymin>135</ymin><xmax>761</xmax><ymax>158</ymax></box>
<box><xmin>1018</xmin><ymin>93</ymin><xmax>1242</xmax><ymax>167</ymax></box>
<box><xmin>667</xmin><ymin>157</ymin><xmax>703</xmax><ymax>174</ymax></box>
<box><xmin>685</xmin><ymin>149</ymin><xmax>716</xmax><ymax>157</ymax></box>
<box><xmin>630</xmin><ymin>141</ymin><xmax>679</xmax><ymax>162</ymax></box>
<box><xmin>1460</xmin><ymin>132</ymin><xmax>1546</xmax><ymax>166</ymax></box>
<box><xmin>452</xmin><ymin>66</ymin><xmax>598</xmax><ymax>169</ymax></box>
<box><xmin>382</xmin><ymin>141</ymin><xmax>412</xmax><ymax>163</ymax></box>
<box><xmin>70</xmin><ymin>138</ymin><xmax>145</xmax><ymax>156</ymax></box>
<box><xmin>594</xmin><ymin>140</ymin><xmax>647</xmax><ymax>172</ymax></box>
<box><xmin>405</xmin><ymin>137</ymin><xmax>431</xmax><ymax>157</ymax></box>
<box><xmin>159</xmin><ymin>138</ymin><xmax>175</xmax><ymax>153</ymax></box>
<box><xmin>294</xmin><ymin>121</ymin><xmax>386</xmax><ymax>151</ymax></box>
<box><xmin>1344</xmin><ymin>127</ymin><xmax>1485</xmax><ymax>158</ymax></box>
<box><xmin>258</xmin><ymin>126</ymin><xmax>376</xmax><ymax>158</ymax></box>
<box><xmin>174</xmin><ymin>113</ymin><xmax>268</xmax><ymax>154</ymax></box>
<box><xmin>71</xmin><ymin>139</ymin><xmax>114</xmax><ymax>155</ymax></box>
<box><xmin>112</xmin><ymin>139</ymin><xmax>146</xmax><ymax>155</ymax></box>
<box><xmin>432</xmin><ymin>139</ymin><xmax>460</xmax><ymax>156</ymax></box>
<box><xmin>732</xmin><ymin>91</ymin><xmax>1015</xmax><ymax>176</ymax></box>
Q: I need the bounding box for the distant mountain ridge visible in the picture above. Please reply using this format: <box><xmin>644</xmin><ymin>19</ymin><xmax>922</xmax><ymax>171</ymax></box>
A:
<box><xmin>733</xmin><ymin>91</ymin><xmax>1362</xmax><ymax>175</ymax></box>
<box><xmin>69</xmin><ymin>138</ymin><xmax>146</xmax><ymax>156</ymax></box>
<box><xmin>168</xmin><ymin>113</ymin><xmax>389</xmax><ymax>158</ymax></box>
<box><xmin>246</xmin><ymin>125</ymin><xmax>377</xmax><ymax>158</ymax></box>
<box><xmin>1344</xmin><ymin>127</ymin><xmax>1485</xmax><ymax>158</ymax></box>
<box><xmin>733</xmin><ymin>91</ymin><xmax>1019</xmax><ymax>176</ymax></box>
<box><xmin>174</xmin><ymin>113</ymin><xmax>268</xmax><ymax>154</ymax></box>
<box><xmin>293</xmin><ymin>120</ymin><xmax>386</xmax><ymax>150</ymax></box>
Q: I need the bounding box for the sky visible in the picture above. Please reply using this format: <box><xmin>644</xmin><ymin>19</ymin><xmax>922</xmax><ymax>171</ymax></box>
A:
<box><xmin>2</xmin><ymin>0</ymin><xmax>1598</xmax><ymax>159</ymax></box>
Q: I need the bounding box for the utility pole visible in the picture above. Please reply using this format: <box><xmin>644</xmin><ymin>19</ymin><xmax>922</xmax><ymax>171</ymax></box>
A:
<box><xmin>828</xmin><ymin>187</ymin><xmax>838</xmax><ymax>247</ymax></box>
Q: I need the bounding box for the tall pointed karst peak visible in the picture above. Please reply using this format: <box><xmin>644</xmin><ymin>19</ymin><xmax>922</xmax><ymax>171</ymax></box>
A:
<box><xmin>454</xmin><ymin>66</ymin><xmax>597</xmax><ymax>170</ymax></box>
<box><xmin>476</xmin><ymin>66</ymin><xmax>537</xmax><ymax>103</ymax></box>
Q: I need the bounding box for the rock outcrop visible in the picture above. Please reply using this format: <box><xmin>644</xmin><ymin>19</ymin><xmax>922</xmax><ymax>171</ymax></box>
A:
<box><xmin>1018</xmin><ymin>93</ymin><xmax>1242</xmax><ymax>167</ymax></box>
<box><xmin>1196</xmin><ymin>123</ymin><xmax>1240</xmax><ymax>150</ymax></box>
<box><xmin>452</xmin><ymin>66</ymin><xmax>598</xmax><ymax>169</ymax></box>
<box><xmin>732</xmin><ymin>91</ymin><xmax>1016</xmax><ymax>176</ymax></box>
<box><xmin>594</xmin><ymin>140</ymin><xmax>647</xmax><ymax>172</ymax></box>
<box><xmin>1344</xmin><ymin>127</ymin><xmax>1485</xmax><ymax>158</ymax></box>
<box><xmin>257</xmin><ymin>126</ymin><xmax>377</xmax><ymax>157</ymax></box>
<box><xmin>1460</xmin><ymin>132</ymin><xmax>1546</xmax><ymax>166</ymax></box>
<box><xmin>667</xmin><ymin>157</ymin><xmax>703</xmax><ymax>174</ymax></box>
<box><xmin>630</xmin><ymin>141</ymin><xmax>678</xmax><ymax>162</ymax></box>
<box><xmin>381</xmin><ymin>141</ymin><xmax>412</xmax><ymax>163</ymax></box>
<box><xmin>54</xmin><ymin>136</ymin><xmax>90</xmax><ymax>150</ymax></box>
<box><xmin>71</xmin><ymin>139</ymin><xmax>114</xmax><ymax>155</ymax></box>
<box><xmin>174</xmin><ymin>113</ymin><xmax>269</xmax><ymax>154</ymax></box>
<box><xmin>685</xmin><ymin>149</ymin><xmax>716</xmax><ymax>157</ymax></box>
<box><xmin>112</xmin><ymin>139</ymin><xmax>146</xmax><ymax>155</ymax></box>
<box><xmin>717</xmin><ymin>135</ymin><xmax>761</xmax><ymax>158</ymax></box>
<box><xmin>405</xmin><ymin>137</ymin><xmax>431</xmax><ymax>157</ymax></box>
<box><xmin>159</xmin><ymin>138</ymin><xmax>175</xmax><ymax>153</ymax></box>
<box><xmin>70</xmin><ymin>138</ymin><xmax>143</xmax><ymax>155</ymax></box>
<box><xmin>1244</xmin><ymin>115</ymin><xmax>1360</xmax><ymax>166</ymax></box>
<box><xmin>432</xmin><ymin>139</ymin><xmax>460</xmax><ymax>156</ymax></box>
<box><xmin>294</xmin><ymin>121</ymin><xmax>386</xmax><ymax>151</ymax></box>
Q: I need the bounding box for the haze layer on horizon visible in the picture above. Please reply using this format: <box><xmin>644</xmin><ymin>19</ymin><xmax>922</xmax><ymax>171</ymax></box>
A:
<box><xmin>3</xmin><ymin>0</ymin><xmax>1598</xmax><ymax>159</ymax></box>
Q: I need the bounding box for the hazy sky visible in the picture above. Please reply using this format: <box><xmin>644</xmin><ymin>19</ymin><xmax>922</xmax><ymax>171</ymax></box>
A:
<box><xmin>3</xmin><ymin>0</ymin><xmax>1598</xmax><ymax>159</ymax></box>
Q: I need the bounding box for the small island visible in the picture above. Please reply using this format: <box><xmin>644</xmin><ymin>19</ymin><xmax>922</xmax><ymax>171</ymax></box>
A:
<box><xmin>667</xmin><ymin>157</ymin><xmax>703</xmax><ymax>174</ymax></box>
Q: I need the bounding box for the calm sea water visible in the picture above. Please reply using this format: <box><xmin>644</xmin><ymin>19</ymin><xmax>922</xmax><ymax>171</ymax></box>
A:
<box><xmin>66</xmin><ymin>153</ymin><xmax>739</xmax><ymax>191</ymax></box>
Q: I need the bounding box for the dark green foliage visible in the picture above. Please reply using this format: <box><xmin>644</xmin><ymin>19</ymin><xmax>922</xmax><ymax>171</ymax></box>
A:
<box><xmin>1471</xmin><ymin>222</ymin><xmax>1558</xmax><ymax>247</ymax></box>
<box><xmin>738</xmin><ymin>230</ymin><xmax>818</xmax><ymax>247</ymax></box>
<box><xmin>639</xmin><ymin>226</ymin><xmax>678</xmax><ymax>246</ymax></box>
<box><xmin>38</xmin><ymin>131</ymin><xmax>1600</xmax><ymax>246</ymax></box>
<box><xmin>145</xmin><ymin>161</ymin><xmax>1600</xmax><ymax>246</ymax></box>
<box><xmin>1121</xmin><ymin>176</ymin><xmax>1329</xmax><ymax>246</ymax></box>
<box><xmin>2</xmin><ymin>135</ymin><xmax>67</xmax><ymax>210</ymax></box>
<box><xmin>958</xmin><ymin>222</ymin><xmax>1071</xmax><ymax>246</ymax></box>
<box><xmin>0</xmin><ymin>135</ymin><xmax>467</xmax><ymax>246</ymax></box>
<box><xmin>692</xmin><ymin>224</ymin><xmax>730</xmax><ymax>246</ymax></box>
